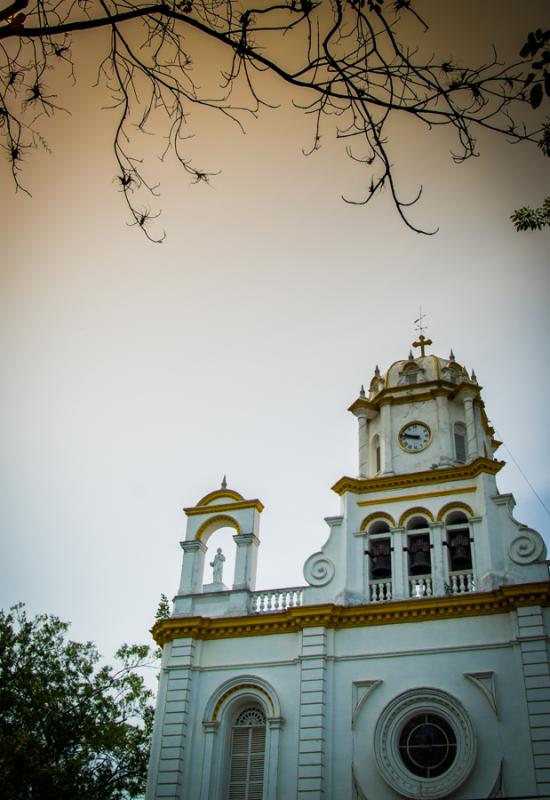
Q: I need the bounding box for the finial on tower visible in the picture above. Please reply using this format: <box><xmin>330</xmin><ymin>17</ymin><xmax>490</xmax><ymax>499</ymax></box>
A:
<box><xmin>374</xmin><ymin>364</ymin><xmax>380</xmax><ymax>377</ymax></box>
<box><xmin>449</xmin><ymin>348</ymin><xmax>455</xmax><ymax>361</ymax></box>
<box><xmin>412</xmin><ymin>307</ymin><xmax>433</xmax><ymax>357</ymax></box>
<box><xmin>360</xmin><ymin>385</ymin><xmax>366</xmax><ymax>398</ymax></box>
<box><xmin>471</xmin><ymin>369</ymin><xmax>477</xmax><ymax>383</ymax></box>
<box><xmin>221</xmin><ymin>475</ymin><xmax>227</xmax><ymax>490</ymax></box>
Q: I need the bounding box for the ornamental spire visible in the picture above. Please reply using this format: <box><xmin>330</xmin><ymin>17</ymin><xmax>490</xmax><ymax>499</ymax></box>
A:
<box><xmin>412</xmin><ymin>306</ymin><xmax>432</xmax><ymax>357</ymax></box>
<box><xmin>221</xmin><ymin>475</ymin><xmax>227</xmax><ymax>490</ymax></box>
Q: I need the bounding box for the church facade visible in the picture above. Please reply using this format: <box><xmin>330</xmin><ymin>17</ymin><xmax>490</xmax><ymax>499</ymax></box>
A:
<box><xmin>146</xmin><ymin>340</ymin><xmax>550</xmax><ymax>799</ymax></box>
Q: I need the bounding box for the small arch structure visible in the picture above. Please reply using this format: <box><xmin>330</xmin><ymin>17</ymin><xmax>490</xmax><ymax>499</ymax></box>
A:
<box><xmin>360</xmin><ymin>511</ymin><xmax>396</xmax><ymax>532</ymax></box>
<box><xmin>400</xmin><ymin>507</ymin><xmax>434</xmax><ymax>528</ymax></box>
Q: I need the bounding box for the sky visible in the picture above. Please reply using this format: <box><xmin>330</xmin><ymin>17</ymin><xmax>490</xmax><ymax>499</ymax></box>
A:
<box><xmin>1</xmin><ymin>0</ymin><xmax>549</xmax><ymax>664</ymax></box>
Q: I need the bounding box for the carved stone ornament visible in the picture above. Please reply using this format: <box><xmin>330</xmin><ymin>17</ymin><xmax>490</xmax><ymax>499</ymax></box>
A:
<box><xmin>303</xmin><ymin>553</ymin><xmax>335</xmax><ymax>586</ymax></box>
<box><xmin>373</xmin><ymin>688</ymin><xmax>476</xmax><ymax>799</ymax></box>
<box><xmin>509</xmin><ymin>530</ymin><xmax>545</xmax><ymax>565</ymax></box>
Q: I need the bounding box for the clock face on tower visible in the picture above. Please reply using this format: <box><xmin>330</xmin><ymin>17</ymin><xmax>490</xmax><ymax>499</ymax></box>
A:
<box><xmin>398</xmin><ymin>421</ymin><xmax>431</xmax><ymax>452</ymax></box>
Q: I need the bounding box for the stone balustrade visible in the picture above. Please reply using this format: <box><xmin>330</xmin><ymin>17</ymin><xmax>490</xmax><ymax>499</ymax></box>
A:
<box><xmin>250</xmin><ymin>587</ymin><xmax>305</xmax><ymax>614</ymax></box>
<box><xmin>369</xmin><ymin>580</ymin><xmax>393</xmax><ymax>602</ymax></box>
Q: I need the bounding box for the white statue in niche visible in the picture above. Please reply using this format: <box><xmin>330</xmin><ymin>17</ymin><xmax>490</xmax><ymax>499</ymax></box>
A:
<box><xmin>210</xmin><ymin>548</ymin><xmax>226</xmax><ymax>583</ymax></box>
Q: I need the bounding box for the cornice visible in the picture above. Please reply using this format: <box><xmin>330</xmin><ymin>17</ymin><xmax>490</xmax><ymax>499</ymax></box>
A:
<box><xmin>152</xmin><ymin>583</ymin><xmax>550</xmax><ymax>645</ymax></box>
<box><xmin>349</xmin><ymin>380</ymin><xmax>481</xmax><ymax>414</ymax></box>
<box><xmin>331</xmin><ymin>457</ymin><xmax>504</xmax><ymax>496</ymax></box>
<box><xmin>184</xmin><ymin>498</ymin><xmax>264</xmax><ymax>516</ymax></box>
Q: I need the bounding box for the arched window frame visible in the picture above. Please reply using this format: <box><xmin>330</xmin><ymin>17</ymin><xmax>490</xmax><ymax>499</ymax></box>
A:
<box><xmin>453</xmin><ymin>423</ymin><xmax>467</xmax><ymax>464</ymax></box>
<box><xmin>371</xmin><ymin>433</ymin><xmax>382</xmax><ymax>474</ymax></box>
<box><xmin>199</xmin><ymin>677</ymin><xmax>283</xmax><ymax>800</ymax></box>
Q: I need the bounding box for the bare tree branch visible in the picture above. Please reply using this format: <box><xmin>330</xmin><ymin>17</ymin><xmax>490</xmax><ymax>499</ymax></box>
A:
<box><xmin>0</xmin><ymin>0</ymin><xmax>540</xmax><ymax>239</ymax></box>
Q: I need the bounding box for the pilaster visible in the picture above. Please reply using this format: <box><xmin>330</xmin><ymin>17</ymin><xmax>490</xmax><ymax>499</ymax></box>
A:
<box><xmin>232</xmin><ymin>532</ymin><xmax>260</xmax><ymax>590</ymax></box>
<box><xmin>463</xmin><ymin>394</ymin><xmax>479</xmax><ymax>461</ymax></box>
<box><xmin>147</xmin><ymin>637</ymin><xmax>196</xmax><ymax>799</ymax></box>
<box><xmin>380</xmin><ymin>402</ymin><xmax>394</xmax><ymax>474</ymax></box>
<box><xmin>430</xmin><ymin>522</ymin><xmax>446</xmax><ymax>596</ymax></box>
<box><xmin>390</xmin><ymin>527</ymin><xmax>407</xmax><ymax>600</ymax></box>
<box><xmin>435</xmin><ymin>394</ymin><xmax>453</xmax><ymax>465</ymax></box>
<box><xmin>358</xmin><ymin>414</ymin><xmax>369</xmax><ymax>478</ymax></box>
<box><xmin>298</xmin><ymin>627</ymin><xmax>327</xmax><ymax>798</ymax></box>
<box><xmin>178</xmin><ymin>540</ymin><xmax>207</xmax><ymax>595</ymax></box>
<box><xmin>516</xmin><ymin>606</ymin><xmax>550</xmax><ymax>796</ymax></box>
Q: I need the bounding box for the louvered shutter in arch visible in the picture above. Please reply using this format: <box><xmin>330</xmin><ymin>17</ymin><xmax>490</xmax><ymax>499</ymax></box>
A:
<box><xmin>228</xmin><ymin>708</ymin><xmax>266</xmax><ymax>800</ymax></box>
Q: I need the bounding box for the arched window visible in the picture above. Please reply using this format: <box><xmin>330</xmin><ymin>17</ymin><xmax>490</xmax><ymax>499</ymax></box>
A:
<box><xmin>228</xmin><ymin>707</ymin><xmax>266</xmax><ymax>800</ymax></box>
<box><xmin>454</xmin><ymin>423</ymin><xmax>467</xmax><ymax>463</ymax></box>
<box><xmin>372</xmin><ymin>434</ymin><xmax>381</xmax><ymax>474</ymax></box>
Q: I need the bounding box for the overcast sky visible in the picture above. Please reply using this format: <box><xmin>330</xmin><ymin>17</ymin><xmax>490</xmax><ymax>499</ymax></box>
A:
<box><xmin>1</xmin><ymin>1</ymin><xmax>549</xmax><ymax>662</ymax></box>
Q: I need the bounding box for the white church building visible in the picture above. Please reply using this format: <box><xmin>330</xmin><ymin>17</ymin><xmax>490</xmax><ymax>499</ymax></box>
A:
<box><xmin>146</xmin><ymin>338</ymin><xmax>550</xmax><ymax>800</ymax></box>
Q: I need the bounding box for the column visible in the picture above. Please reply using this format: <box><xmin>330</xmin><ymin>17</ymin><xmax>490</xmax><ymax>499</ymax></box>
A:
<box><xmin>358</xmin><ymin>413</ymin><xmax>369</xmax><ymax>478</ymax></box>
<box><xmin>298</xmin><ymin>627</ymin><xmax>327</xmax><ymax>798</ymax></box>
<box><xmin>380</xmin><ymin>402</ymin><xmax>393</xmax><ymax>474</ymax></box>
<box><xmin>435</xmin><ymin>394</ymin><xmax>453</xmax><ymax>465</ymax></box>
<box><xmin>146</xmin><ymin>638</ymin><xmax>196</xmax><ymax>799</ymax></box>
<box><xmin>517</xmin><ymin>606</ymin><xmax>550</xmax><ymax>797</ymax></box>
<box><xmin>232</xmin><ymin>532</ymin><xmax>260</xmax><ymax>590</ymax></box>
<box><xmin>463</xmin><ymin>394</ymin><xmax>479</xmax><ymax>461</ymax></box>
<box><xmin>265</xmin><ymin>717</ymin><xmax>284</xmax><ymax>800</ymax></box>
<box><xmin>199</xmin><ymin>722</ymin><xmax>219</xmax><ymax>800</ymax></box>
<box><xmin>390</xmin><ymin>527</ymin><xmax>407</xmax><ymax>600</ymax></box>
<box><xmin>178</xmin><ymin>540</ymin><xmax>207</xmax><ymax>595</ymax></box>
<box><xmin>429</xmin><ymin>522</ymin><xmax>446</xmax><ymax>596</ymax></box>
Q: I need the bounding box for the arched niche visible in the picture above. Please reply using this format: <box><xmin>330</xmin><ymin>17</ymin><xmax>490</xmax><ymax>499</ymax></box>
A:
<box><xmin>199</xmin><ymin>676</ymin><xmax>283</xmax><ymax>800</ymax></box>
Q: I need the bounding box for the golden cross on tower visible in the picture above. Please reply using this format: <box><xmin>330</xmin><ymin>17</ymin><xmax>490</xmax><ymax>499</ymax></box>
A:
<box><xmin>412</xmin><ymin>307</ymin><xmax>432</xmax><ymax>356</ymax></box>
<box><xmin>412</xmin><ymin>334</ymin><xmax>433</xmax><ymax>357</ymax></box>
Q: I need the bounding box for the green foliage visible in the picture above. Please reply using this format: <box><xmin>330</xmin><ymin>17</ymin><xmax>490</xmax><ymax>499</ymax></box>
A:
<box><xmin>511</xmin><ymin>121</ymin><xmax>550</xmax><ymax>232</ymax></box>
<box><xmin>0</xmin><ymin>604</ymin><xmax>156</xmax><ymax>800</ymax></box>
<box><xmin>154</xmin><ymin>594</ymin><xmax>171</xmax><ymax>621</ymax></box>
<box><xmin>520</xmin><ymin>28</ymin><xmax>550</xmax><ymax>109</ymax></box>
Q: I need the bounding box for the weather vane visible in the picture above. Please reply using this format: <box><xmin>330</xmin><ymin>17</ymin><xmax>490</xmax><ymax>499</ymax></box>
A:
<box><xmin>412</xmin><ymin>307</ymin><xmax>433</xmax><ymax>357</ymax></box>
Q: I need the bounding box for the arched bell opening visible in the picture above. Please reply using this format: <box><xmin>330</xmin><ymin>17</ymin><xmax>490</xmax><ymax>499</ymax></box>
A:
<box><xmin>443</xmin><ymin>510</ymin><xmax>474</xmax><ymax>593</ymax></box>
<box><xmin>404</xmin><ymin>516</ymin><xmax>432</xmax><ymax>597</ymax></box>
<box><xmin>365</xmin><ymin>520</ymin><xmax>393</xmax><ymax>602</ymax></box>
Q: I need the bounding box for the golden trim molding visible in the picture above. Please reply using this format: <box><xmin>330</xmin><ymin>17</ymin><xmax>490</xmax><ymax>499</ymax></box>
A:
<box><xmin>185</xmin><ymin>498</ymin><xmax>264</xmax><ymax>516</ymax></box>
<box><xmin>152</xmin><ymin>583</ymin><xmax>550</xmax><ymax>645</ymax></box>
<box><xmin>398</xmin><ymin>506</ymin><xmax>434</xmax><ymax>527</ymax></box>
<box><xmin>332</xmin><ymin>458</ymin><xmax>503</xmax><ymax>496</ymax></box>
<box><xmin>437</xmin><ymin>501</ymin><xmax>475</xmax><ymax>522</ymax></box>
<box><xmin>357</xmin><ymin>486</ymin><xmax>476</xmax><ymax>507</ymax></box>
<box><xmin>195</xmin><ymin>488</ymin><xmax>245</xmax><ymax>506</ymax></box>
<box><xmin>195</xmin><ymin>514</ymin><xmax>241</xmax><ymax>540</ymax></box>
<box><xmin>360</xmin><ymin>511</ymin><xmax>396</xmax><ymax>532</ymax></box>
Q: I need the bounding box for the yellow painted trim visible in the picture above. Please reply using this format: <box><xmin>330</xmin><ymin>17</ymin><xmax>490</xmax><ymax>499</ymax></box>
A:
<box><xmin>152</xmin><ymin>583</ymin><xmax>550</xmax><ymax>645</ymax></box>
<box><xmin>437</xmin><ymin>501</ymin><xmax>474</xmax><ymax>522</ymax></box>
<box><xmin>185</xmin><ymin>499</ymin><xmax>264</xmax><ymax>516</ymax></box>
<box><xmin>357</xmin><ymin>487</ymin><xmax>476</xmax><ymax>507</ymax></box>
<box><xmin>195</xmin><ymin>489</ymin><xmax>245</xmax><ymax>507</ymax></box>
<box><xmin>360</xmin><ymin>511</ymin><xmax>396</xmax><ymax>532</ymax></box>
<box><xmin>398</xmin><ymin>506</ymin><xmax>435</xmax><ymax>527</ymax></box>
<box><xmin>212</xmin><ymin>683</ymin><xmax>274</xmax><ymax>720</ymax></box>
<box><xmin>332</xmin><ymin>458</ymin><xmax>503</xmax><ymax>496</ymax></box>
<box><xmin>195</xmin><ymin>514</ymin><xmax>241</xmax><ymax>541</ymax></box>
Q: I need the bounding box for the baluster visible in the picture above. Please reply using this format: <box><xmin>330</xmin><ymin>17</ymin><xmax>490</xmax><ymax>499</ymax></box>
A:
<box><xmin>426</xmin><ymin>579</ymin><xmax>432</xmax><ymax>597</ymax></box>
<box><xmin>387</xmin><ymin>581</ymin><xmax>392</xmax><ymax>600</ymax></box>
<box><xmin>451</xmin><ymin>575</ymin><xmax>458</xmax><ymax>594</ymax></box>
<box><xmin>458</xmin><ymin>574</ymin><xmax>464</xmax><ymax>593</ymax></box>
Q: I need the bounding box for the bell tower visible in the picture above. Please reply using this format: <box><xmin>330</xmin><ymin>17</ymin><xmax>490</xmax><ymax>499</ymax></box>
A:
<box><xmin>348</xmin><ymin>336</ymin><xmax>499</xmax><ymax>479</ymax></box>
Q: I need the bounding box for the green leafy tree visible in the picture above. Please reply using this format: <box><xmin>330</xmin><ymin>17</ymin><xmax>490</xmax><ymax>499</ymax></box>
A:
<box><xmin>0</xmin><ymin>603</ymin><xmax>156</xmax><ymax>800</ymax></box>
<box><xmin>155</xmin><ymin>593</ymin><xmax>171</xmax><ymax>620</ymax></box>
<box><xmin>511</xmin><ymin>29</ymin><xmax>550</xmax><ymax>232</ymax></box>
